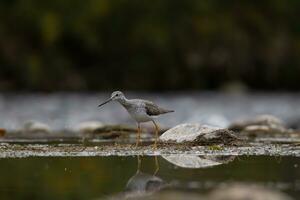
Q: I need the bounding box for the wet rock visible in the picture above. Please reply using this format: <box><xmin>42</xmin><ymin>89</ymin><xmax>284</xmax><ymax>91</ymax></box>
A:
<box><xmin>22</xmin><ymin>121</ymin><xmax>51</xmax><ymax>134</ymax></box>
<box><xmin>160</xmin><ymin>123</ymin><xmax>240</xmax><ymax>145</ymax></box>
<box><xmin>74</xmin><ymin>121</ymin><xmax>104</xmax><ymax>134</ymax></box>
<box><xmin>229</xmin><ymin>115</ymin><xmax>290</xmax><ymax>135</ymax></box>
<box><xmin>0</xmin><ymin>128</ymin><xmax>6</xmax><ymax>137</ymax></box>
<box><xmin>208</xmin><ymin>183</ymin><xmax>293</xmax><ymax>200</ymax></box>
<box><xmin>162</xmin><ymin>155</ymin><xmax>235</xmax><ymax>168</ymax></box>
<box><xmin>92</xmin><ymin>124</ymin><xmax>138</xmax><ymax>139</ymax></box>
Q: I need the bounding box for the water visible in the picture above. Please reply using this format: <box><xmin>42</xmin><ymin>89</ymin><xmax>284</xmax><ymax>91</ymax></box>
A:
<box><xmin>1</xmin><ymin>92</ymin><xmax>300</xmax><ymax>130</ymax></box>
<box><xmin>0</xmin><ymin>156</ymin><xmax>299</xmax><ymax>199</ymax></box>
<box><xmin>0</xmin><ymin>92</ymin><xmax>299</xmax><ymax>199</ymax></box>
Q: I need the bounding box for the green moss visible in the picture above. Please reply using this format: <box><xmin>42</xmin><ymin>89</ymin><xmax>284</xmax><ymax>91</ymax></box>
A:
<box><xmin>208</xmin><ymin>145</ymin><xmax>223</xmax><ymax>151</ymax></box>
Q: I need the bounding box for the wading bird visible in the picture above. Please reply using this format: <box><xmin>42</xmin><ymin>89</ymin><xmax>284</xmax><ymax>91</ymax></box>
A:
<box><xmin>98</xmin><ymin>91</ymin><xmax>174</xmax><ymax>148</ymax></box>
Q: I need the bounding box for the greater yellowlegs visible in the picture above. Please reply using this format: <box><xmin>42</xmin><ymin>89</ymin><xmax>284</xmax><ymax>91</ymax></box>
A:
<box><xmin>98</xmin><ymin>91</ymin><xmax>174</xmax><ymax>148</ymax></box>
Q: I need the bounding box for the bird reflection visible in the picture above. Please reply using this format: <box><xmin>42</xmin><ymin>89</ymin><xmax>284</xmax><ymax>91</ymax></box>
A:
<box><xmin>124</xmin><ymin>156</ymin><xmax>165</xmax><ymax>198</ymax></box>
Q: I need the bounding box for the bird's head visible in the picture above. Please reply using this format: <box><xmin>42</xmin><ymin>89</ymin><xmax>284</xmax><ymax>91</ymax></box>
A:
<box><xmin>98</xmin><ymin>91</ymin><xmax>125</xmax><ymax>107</ymax></box>
<box><xmin>110</xmin><ymin>91</ymin><xmax>125</xmax><ymax>101</ymax></box>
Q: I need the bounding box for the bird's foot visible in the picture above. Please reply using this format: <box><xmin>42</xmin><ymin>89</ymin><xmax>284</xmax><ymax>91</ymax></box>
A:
<box><xmin>152</xmin><ymin>143</ymin><xmax>158</xmax><ymax>150</ymax></box>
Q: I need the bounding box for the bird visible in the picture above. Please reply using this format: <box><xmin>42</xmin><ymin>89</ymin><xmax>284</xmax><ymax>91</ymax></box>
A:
<box><xmin>98</xmin><ymin>91</ymin><xmax>174</xmax><ymax>148</ymax></box>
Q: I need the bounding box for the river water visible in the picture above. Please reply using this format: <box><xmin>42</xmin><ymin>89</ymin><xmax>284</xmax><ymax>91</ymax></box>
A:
<box><xmin>0</xmin><ymin>155</ymin><xmax>299</xmax><ymax>199</ymax></box>
<box><xmin>0</xmin><ymin>92</ymin><xmax>300</xmax><ymax>199</ymax></box>
<box><xmin>0</xmin><ymin>92</ymin><xmax>300</xmax><ymax>130</ymax></box>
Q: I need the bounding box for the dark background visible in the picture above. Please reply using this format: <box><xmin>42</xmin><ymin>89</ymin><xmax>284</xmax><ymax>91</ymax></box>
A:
<box><xmin>0</xmin><ymin>0</ymin><xmax>299</xmax><ymax>91</ymax></box>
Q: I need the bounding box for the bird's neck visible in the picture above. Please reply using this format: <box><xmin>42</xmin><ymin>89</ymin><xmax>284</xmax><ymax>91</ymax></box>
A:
<box><xmin>117</xmin><ymin>97</ymin><xmax>130</xmax><ymax>107</ymax></box>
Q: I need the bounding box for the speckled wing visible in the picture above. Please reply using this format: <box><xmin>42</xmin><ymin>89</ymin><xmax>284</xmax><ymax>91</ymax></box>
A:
<box><xmin>144</xmin><ymin>100</ymin><xmax>174</xmax><ymax>116</ymax></box>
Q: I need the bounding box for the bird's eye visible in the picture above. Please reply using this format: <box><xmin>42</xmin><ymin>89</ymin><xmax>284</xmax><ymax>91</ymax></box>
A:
<box><xmin>116</xmin><ymin>94</ymin><xmax>119</xmax><ymax>96</ymax></box>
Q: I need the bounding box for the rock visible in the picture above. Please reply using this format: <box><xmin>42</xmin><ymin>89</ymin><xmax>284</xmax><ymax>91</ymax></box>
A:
<box><xmin>93</xmin><ymin>124</ymin><xmax>137</xmax><ymax>134</ymax></box>
<box><xmin>162</xmin><ymin>155</ymin><xmax>235</xmax><ymax>169</ymax></box>
<box><xmin>92</xmin><ymin>124</ymin><xmax>138</xmax><ymax>139</ymax></box>
<box><xmin>22</xmin><ymin>121</ymin><xmax>51</xmax><ymax>133</ymax></box>
<box><xmin>159</xmin><ymin>123</ymin><xmax>240</xmax><ymax>145</ymax></box>
<box><xmin>229</xmin><ymin>115</ymin><xmax>290</xmax><ymax>135</ymax></box>
<box><xmin>74</xmin><ymin>121</ymin><xmax>104</xmax><ymax>134</ymax></box>
<box><xmin>208</xmin><ymin>183</ymin><xmax>293</xmax><ymax>200</ymax></box>
<box><xmin>0</xmin><ymin>128</ymin><xmax>6</xmax><ymax>137</ymax></box>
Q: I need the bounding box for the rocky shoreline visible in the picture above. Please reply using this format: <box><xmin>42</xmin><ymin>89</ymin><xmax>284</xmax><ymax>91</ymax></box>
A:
<box><xmin>0</xmin><ymin>115</ymin><xmax>299</xmax><ymax>158</ymax></box>
<box><xmin>0</xmin><ymin>142</ymin><xmax>299</xmax><ymax>158</ymax></box>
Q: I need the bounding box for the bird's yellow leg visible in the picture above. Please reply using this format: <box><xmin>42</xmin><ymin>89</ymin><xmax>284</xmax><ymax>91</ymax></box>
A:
<box><xmin>135</xmin><ymin>123</ymin><xmax>141</xmax><ymax>147</ymax></box>
<box><xmin>154</xmin><ymin>155</ymin><xmax>159</xmax><ymax>175</ymax></box>
<box><xmin>137</xmin><ymin>155</ymin><xmax>141</xmax><ymax>173</ymax></box>
<box><xmin>152</xmin><ymin>120</ymin><xmax>159</xmax><ymax>149</ymax></box>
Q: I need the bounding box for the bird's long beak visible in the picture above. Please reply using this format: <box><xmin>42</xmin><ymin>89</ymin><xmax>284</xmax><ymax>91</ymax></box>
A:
<box><xmin>98</xmin><ymin>98</ymin><xmax>112</xmax><ymax>107</ymax></box>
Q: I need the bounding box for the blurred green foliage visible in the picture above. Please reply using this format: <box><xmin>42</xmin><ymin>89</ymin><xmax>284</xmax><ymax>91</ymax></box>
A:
<box><xmin>0</xmin><ymin>0</ymin><xmax>300</xmax><ymax>91</ymax></box>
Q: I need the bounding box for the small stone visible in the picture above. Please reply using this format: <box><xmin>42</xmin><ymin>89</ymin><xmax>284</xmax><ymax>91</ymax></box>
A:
<box><xmin>160</xmin><ymin>123</ymin><xmax>240</xmax><ymax>145</ymax></box>
<box><xmin>23</xmin><ymin>121</ymin><xmax>51</xmax><ymax>134</ymax></box>
<box><xmin>0</xmin><ymin>128</ymin><xmax>6</xmax><ymax>137</ymax></box>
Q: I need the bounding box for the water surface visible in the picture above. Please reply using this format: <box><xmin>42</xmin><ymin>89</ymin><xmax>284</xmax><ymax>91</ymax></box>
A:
<box><xmin>1</xmin><ymin>92</ymin><xmax>300</xmax><ymax>130</ymax></box>
<box><xmin>0</xmin><ymin>156</ymin><xmax>299</xmax><ymax>199</ymax></box>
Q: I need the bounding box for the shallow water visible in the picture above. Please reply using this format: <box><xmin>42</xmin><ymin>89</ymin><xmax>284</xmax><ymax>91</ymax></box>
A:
<box><xmin>0</xmin><ymin>155</ymin><xmax>299</xmax><ymax>199</ymax></box>
<box><xmin>1</xmin><ymin>92</ymin><xmax>300</xmax><ymax>130</ymax></box>
<box><xmin>0</xmin><ymin>92</ymin><xmax>299</xmax><ymax>199</ymax></box>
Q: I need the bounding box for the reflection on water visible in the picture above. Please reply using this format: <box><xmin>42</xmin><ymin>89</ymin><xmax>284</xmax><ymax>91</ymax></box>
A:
<box><xmin>111</xmin><ymin>156</ymin><xmax>166</xmax><ymax>199</ymax></box>
<box><xmin>162</xmin><ymin>155</ymin><xmax>236</xmax><ymax>169</ymax></box>
<box><xmin>0</xmin><ymin>156</ymin><xmax>298</xmax><ymax>199</ymax></box>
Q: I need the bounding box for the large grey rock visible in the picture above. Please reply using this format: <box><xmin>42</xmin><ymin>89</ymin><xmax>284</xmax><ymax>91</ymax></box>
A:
<box><xmin>160</xmin><ymin>123</ymin><xmax>239</xmax><ymax>145</ymax></box>
<box><xmin>229</xmin><ymin>115</ymin><xmax>290</xmax><ymax>135</ymax></box>
<box><xmin>208</xmin><ymin>183</ymin><xmax>293</xmax><ymax>200</ymax></box>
